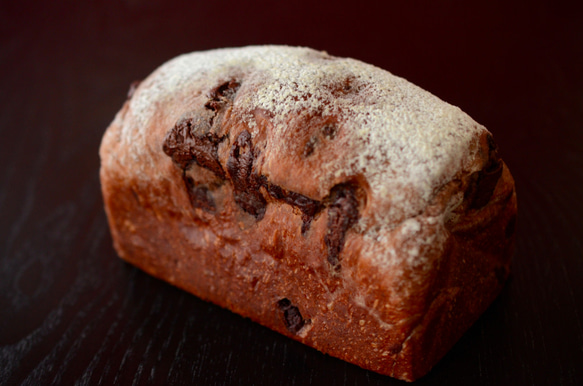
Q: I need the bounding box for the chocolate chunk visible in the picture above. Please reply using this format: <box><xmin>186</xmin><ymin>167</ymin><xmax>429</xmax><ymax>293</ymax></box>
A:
<box><xmin>322</xmin><ymin>123</ymin><xmax>337</xmax><ymax>139</ymax></box>
<box><xmin>162</xmin><ymin>80</ymin><xmax>243</xmax><ymax>213</ymax></box>
<box><xmin>264</xmin><ymin>182</ymin><xmax>284</xmax><ymax>200</ymax></box>
<box><xmin>467</xmin><ymin>135</ymin><xmax>504</xmax><ymax>209</ymax></box>
<box><xmin>227</xmin><ymin>130</ymin><xmax>267</xmax><ymax>219</ymax></box>
<box><xmin>277</xmin><ymin>298</ymin><xmax>307</xmax><ymax>334</ymax></box>
<box><xmin>325</xmin><ymin>184</ymin><xmax>360</xmax><ymax>269</ymax></box>
<box><xmin>330</xmin><ymin>76</ymin><xmax>359</xmax><ymax>96</ymax></box>
<box><xmin>205</xmin><ymin>79</ymin><xmax>241</xmax><ymax>112</ymax></box>
<box><xmin>163</xmin><ymin>79</ymin><xmax>241</xmax><ymax>175</ymax></box>
<box><xmin>232</xmin><ymin>190</ymin><xmax>267</xmax><ymax>220</ymax></box>
<box><xmin>303</xmin><ymin>136</ymin><xmax>317</xmax><ymax>157</ymax></box>
<box><xmin>265</xmin><ymin>182</ymin><xmax>322</xmax><ymax>234</ymax></box>
<box><xmin>183</xmin><ymin>174</ymin><xmax>216</xmax><ymax>212</ymax></box>
<box><xmin>303</xmin><ymin>123</ymin><xmax>338</xmax><ymax>158</ymax></box>
<box><xmin>343</xmin><ymin>78</ymin><xmax>353</xmax><ymax>92</ymax></box>
<box><xmin>277</xmin><ymin>298</ymin><xmax>292</xmax><ymax>308</ymax></box>
<box><xmin>162</xmin><ymin>114</ymin><xmax>226</xmax><ymax>178</ymax></box>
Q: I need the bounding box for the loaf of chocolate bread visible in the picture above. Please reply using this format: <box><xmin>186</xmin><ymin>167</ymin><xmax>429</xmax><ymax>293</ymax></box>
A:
<box><xmin>99</xmin><ymin>46</ymin><xmax>516</xmax><ymax>381</ymax></box>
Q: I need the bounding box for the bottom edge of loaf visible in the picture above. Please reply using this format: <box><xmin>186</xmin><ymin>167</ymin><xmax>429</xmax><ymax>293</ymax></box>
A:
<box><xmin>113</xmin><ymin>240</ymin><xmax>511</xmax><ymax>383</ymax></box>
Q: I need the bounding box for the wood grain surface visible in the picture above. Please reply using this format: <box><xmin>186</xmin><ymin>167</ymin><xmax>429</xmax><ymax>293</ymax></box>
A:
<box><xmin>1</xmin><ymin>0</ymin><xmax>582</xmax><ymax>384</ymax></box>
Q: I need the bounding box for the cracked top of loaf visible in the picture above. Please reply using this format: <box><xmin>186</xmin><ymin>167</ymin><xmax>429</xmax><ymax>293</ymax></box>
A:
<box><xmin>105</xmin><ymin>45</ymin><xmax>492</xmax><ymax>268</ymax></box>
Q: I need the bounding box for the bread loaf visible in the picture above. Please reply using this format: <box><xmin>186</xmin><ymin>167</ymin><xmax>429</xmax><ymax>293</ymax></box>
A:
<box><xmin>99</xmin><ymin>46</ymin><xmax>516</xmax><ymax>381</ymax></box>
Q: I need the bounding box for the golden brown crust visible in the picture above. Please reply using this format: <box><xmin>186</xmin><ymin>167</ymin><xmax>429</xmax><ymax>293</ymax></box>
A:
<box><xmin>99</xmin><ymin>46</ymin><xmax>516</xmax><ymax>382</ymax></box>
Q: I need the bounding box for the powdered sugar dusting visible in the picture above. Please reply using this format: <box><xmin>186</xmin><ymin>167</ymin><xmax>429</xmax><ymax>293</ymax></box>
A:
<box><xmin>121</xmin><ymin>46</ymin><xmax>487</xmax><ymax>259</ymax></box>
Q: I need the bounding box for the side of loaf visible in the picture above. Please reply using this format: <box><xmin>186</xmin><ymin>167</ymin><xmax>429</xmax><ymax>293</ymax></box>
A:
<box><xmin>99</xmin><ymin>46</ymin><xmax>516</xmax><ymax>382</ymax></box>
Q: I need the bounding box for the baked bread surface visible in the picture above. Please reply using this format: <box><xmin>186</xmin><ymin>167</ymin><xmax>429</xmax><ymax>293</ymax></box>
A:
<box><xmin>99</xmin><ymin>46</ymin><xmax>516</xmax><ymax>381</ymax></box>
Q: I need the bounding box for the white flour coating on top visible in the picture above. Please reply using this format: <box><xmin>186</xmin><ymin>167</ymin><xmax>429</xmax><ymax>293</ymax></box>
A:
<box><xmin>124</xmin><ymin>45</ymin><xmax>486</xmax><ymax>232</ymax></box>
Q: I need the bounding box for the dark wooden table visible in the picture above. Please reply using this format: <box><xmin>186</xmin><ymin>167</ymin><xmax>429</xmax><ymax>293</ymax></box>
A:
<box><xmin>2</xmin><ymin>1</ymin><xmax>582</xmax><ymax>384</ymax></box>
